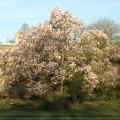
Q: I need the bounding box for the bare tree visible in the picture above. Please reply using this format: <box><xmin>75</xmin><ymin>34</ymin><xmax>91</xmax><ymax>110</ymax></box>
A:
<box><xmin>19</xmin><ymin>23</ymin><xmax>30</xmax><ymax>34</ymax></box>
<box><xmin>88</xmin><ymin>19</ymin><xmax>120</xmax><ymax>40</ymax></box>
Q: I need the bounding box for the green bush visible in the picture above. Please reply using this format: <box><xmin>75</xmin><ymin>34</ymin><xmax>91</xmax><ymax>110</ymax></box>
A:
<box><xmin>115</xmin><ymin>79</ymin><xmax>120</xmax><ymax>98</ymax></box>
<box><xmin>65</xmin><ymin>72</ymin><xmax>89</xmax><ymax>103</ymax></box>
<box><xmin>93</xmin><ymin>81</ymin><xmax>116</xmax><ymax>99</ymax></box>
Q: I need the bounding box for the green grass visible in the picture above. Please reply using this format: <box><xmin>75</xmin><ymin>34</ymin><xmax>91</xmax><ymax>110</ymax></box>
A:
<box><xmin>0</xmin><ymin>99</ymin><xmax>119</xmax><ymax>117</ymax></box>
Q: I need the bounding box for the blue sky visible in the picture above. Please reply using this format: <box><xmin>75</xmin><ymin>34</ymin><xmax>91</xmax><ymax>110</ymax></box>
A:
<box><xmin>0</xmin><ymin>0</ymin><xmax>120</xmax><ymax>43</ymax></box>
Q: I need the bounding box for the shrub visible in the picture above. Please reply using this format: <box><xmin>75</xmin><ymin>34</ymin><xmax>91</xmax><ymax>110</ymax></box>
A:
<box><xmin>65</xmin><ymin>72</ymin><xmax>89</xmax><ymax>102</ymax></box>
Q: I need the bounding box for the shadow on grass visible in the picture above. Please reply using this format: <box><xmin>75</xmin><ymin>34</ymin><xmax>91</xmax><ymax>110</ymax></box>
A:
<box><xmin>10</xmin><ymin>96</ymin><xmax>72</xmax><ymax>110</ymax></box>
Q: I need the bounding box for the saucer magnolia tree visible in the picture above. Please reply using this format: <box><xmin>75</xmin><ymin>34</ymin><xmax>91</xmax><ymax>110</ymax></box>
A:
<box><xmin>0</xmin><ymin>8</ymin><xmax>85</xmax><ymax>98</ymax></box>
<box><xmin>49</xmin><ymin>8</ymin><xmax>85</xmax><ymax>95</ymax></box>
<box><xmin>0</xmin><ymin>8</ymin><xmax>118</xmax><ymax>99</ymax></box>
<box><xmin>80</xmin><ymin>30</ymin><xmax>117</xmax><ymax>97</ymax></box>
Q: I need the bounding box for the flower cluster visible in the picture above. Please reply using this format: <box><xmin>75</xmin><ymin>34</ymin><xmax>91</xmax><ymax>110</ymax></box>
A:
<box><xmin>49</xmin><ymin>8</ymin><xmax>85</xmax><ymax>40</ymax></box>
<box><xmin>82</xmin><ymin>65</ymin><xmax>98</xmax><ymax>89</ymax></box>
<box><xmin>80</xmin><ymin>30</ymin><xmax>108</xmax><ymax>48</ymax></box>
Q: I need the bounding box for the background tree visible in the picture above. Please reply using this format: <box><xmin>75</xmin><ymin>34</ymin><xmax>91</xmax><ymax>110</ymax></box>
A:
<box><xmin>6</xmin><ymin>38</ymin><xmax>15</xmax><ymax>44</ymax></box>
<box><xmin>19</xmin><ymin>23</ymin><xmax>30</xmax><ymax>34</ymax></box>
<box><xmin>88</xmin><ymin>19</ymin><xmax>120</xmax><ymax>41</ymax></box>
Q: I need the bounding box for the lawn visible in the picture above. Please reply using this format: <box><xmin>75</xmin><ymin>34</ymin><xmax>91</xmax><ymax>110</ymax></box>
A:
<box><xmin>0</xmin><ymin>99</ymin><xmax>119</xmax><ymax>118</ymax></box>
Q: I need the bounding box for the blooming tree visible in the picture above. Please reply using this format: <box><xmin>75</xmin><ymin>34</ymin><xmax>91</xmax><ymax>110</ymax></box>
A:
<box><xmin>0</xmin><ymin>8</ymin><xmax>118</xmax><ymax>99</ymax></box>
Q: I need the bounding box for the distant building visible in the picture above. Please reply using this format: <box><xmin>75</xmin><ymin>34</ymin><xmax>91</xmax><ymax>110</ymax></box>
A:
<box><xmin>0</xmin><ymin>32</ymin><xmax>22</xmax><ymax>53</ymax></box>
